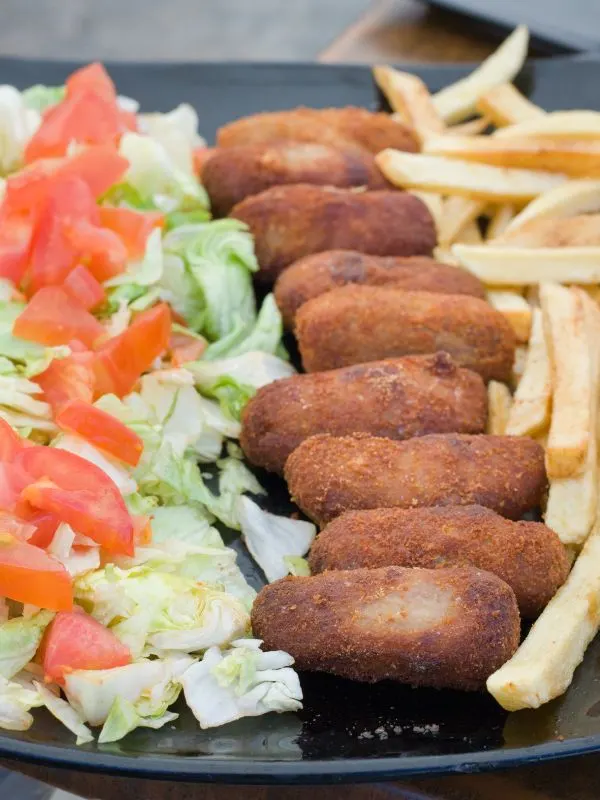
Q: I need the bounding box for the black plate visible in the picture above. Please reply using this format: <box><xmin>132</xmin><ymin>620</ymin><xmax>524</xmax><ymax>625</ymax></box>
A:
<box><xmin>2</xmin><ymin>56</ymin><xmax>600</xmax><ymax>785</ymax></box>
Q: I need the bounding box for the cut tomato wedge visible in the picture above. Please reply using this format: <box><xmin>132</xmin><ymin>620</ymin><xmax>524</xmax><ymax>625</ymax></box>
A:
<box><xmin>63</xmin><ymin>264</ymin><xmax>105</xmax><ymax>311</ymax></box>
<box><xmin>17</xmin><ymin>504</ymin><xmax>61</xmax><ymax>549</ymax></box>
<box><xmin>36</xmin><ymin>351</ymin><xmax>96</xmax><ymax>415</ymax></box>
<box><xmin>13</xmin><ymin>286</ymin><xmax>105</xmax><ymax>348</ymax></box>
<box><xmin>0</xmin><ymin>418</ymin><xmax>24</xmax><ymax>462</ymax></box>
<box><xmin>41</xmin><ymin>608</ymin><xmax>132</xmax><ymax>684</ymax></box>
<box><xmin>93</xmin><ymin>303</ymin><xmax>172</xmax><ymax>397</ymax></box>
<box><xmin>17</xmin><ymin>447</ymin><xmax>134</xmax><ymax>555</ymax></box>
<box><xmin>56</xmin><ymin>399</ymin><xmax>143</xmax><ymax>467</ymax></box>
<box><xmin>0</xmin><ymin>533</ymin><xmax>72</xmax><ymax>611</ymax></box>
<box><xmin>65</xmin><ymin>220</ymin><xmax>127</xmax><ymax>282</ymax></box>
<box><xmin>169</xmin><ymin>329</ymin><xmax>207</xmax><ymax>366</ymax></box>
<box><xmin>0</xmin><ymin>211</ymin><xmax>34</xmax><ymax>286</ymax></box>
<box><xmin>66</xmin><ymin>62</ymin><xmax>116</xmax><ymax>101</ymax></box>
<box><xmin>58</xmin><ymin>145</ymin><xmax>128</xmax><ymax>199</ymax></box>
<box><xmin>98</xmin><ymin>207</ymin><xmax>164</xmax><ymax>258</ymax></box>
<box><xmin>133</xmin><ymin>514</ymin><xmax>152</xmax><ymax>546</ymax></box>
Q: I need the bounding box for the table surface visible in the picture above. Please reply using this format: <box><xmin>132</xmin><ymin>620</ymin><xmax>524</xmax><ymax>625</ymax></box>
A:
<box><xmin>1</xmin><ymin>1</ymin><xmax>596</xmax><ymax>798</ymax></box>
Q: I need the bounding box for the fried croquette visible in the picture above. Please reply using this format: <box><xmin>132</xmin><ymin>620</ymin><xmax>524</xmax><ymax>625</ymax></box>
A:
<box><xmin>216</xmin><ymin>106</ymin><xmax>418</xmax><ymax>155</ymax></box>
<box><xmin>202</xmin><ymin>143</ymin><xmax>390</xmax><ymax>216</ymax></box>
<box><xmin>309</xmin><ymin>506</ymin><xmax>569</xmax><ymax>618</ymax></box>
<box><xmin>229</xmin><ymin>185</ymin><xmax>436</xmax><ymax>284</ymax></box>
<box><xmin>295</xmin><ymin>285</ymin><xmax>516</xmax><ymax>383</ymax></box>
<box><xmin>240</xmin><ymin>353</ymin><xmax>487</xmax><ymax>474</ymax></box>
<box><xmin>251</xmin><ymin>565</ymin><xmax>520</xmax><ymax>690</ymax></box>
<box><xmin>285</xmin><ymin>433</ymin><xmax>547</xmax><ymax>525</ymax></box>
<box><xmin>274</xmin><ymin>250</ymin><xmax>486</xmax><ymax>329</ymax></box>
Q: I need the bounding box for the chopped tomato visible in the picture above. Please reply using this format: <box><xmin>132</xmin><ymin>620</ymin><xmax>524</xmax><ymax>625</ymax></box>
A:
<box><xmin>93</xmin><ymin>303</ymin><xmax>171</xmax><ymax>397</ymax></box>
<box><xmin>65</xmin><ymin>220</ymin><xmax>127</xmax><ymax>282</ymax></box>
<box><xmin>13</xmin><ymin>286</ymin><xmax>105</xmax><ymax>348</ymax></box>
<box><xmin>0</xmin><ymin>461</ymin><xmax>34</xmax><ymax>513</ymax></box>
<box><xmin>0</xmin><ymin>418</ymin><xmax>24</xmax><ymax>461</ymax></box>
<box><xmin>58</xmin><ymin>146</ymin><xmax>129</xmax><ymax>199</ymax></box>
<box><xmin>0</xmin><ymin>212</ymin><xmax>34</xmax><ymax>286</ymax></box>
<box><xmin>41</xmin><ymin>608</ymin><xmax>131</xmax><ymax>684</ymax></box>
<box><xmin>0</xmin><ymin>511</ymin><xmax>36</xmax><ymax>542</ymax></box>
<box><xmin>133</xmin><ymin>514</ymin><xmax>152</xmax><ymax>546</ymax></box>
<box><xmin>98</xmin><ymin>207</ymin><xmax>164</xmax><ymax>258</ymax></box>
<box><xmin>0</xmin><ymin>533</ymin><xmax>72</xmax><ymax>611</ymax></box>
<box><xmin>36</xmin><ymin>351</ymin><xmax>96</xmax><ymax>414</ymax></box>
<box><xmin>56</xmin><ymin>399</ymin><xmax>143</xmax><ymax>467</ymax></box>
<box><xmin>192</xmin><ymin>146</ymin><xmax>216</xmax><ymax>176</ymax></box>
<box><xmin>17</xmin><ymin>504</ymin><xmax>61</xmax><ymax>549</ymax></box>
<box><xmin>169</xmin><ymin>329</ymin><xmax>207</xmax><ymax>366</ymax></box>
<box><xmin>63</xmin><ymin>265</ymin><xmax>105</xmax><ymax>311</ymax></box>
<box><xmin>17</xmin><ymin>447</ymin><xmax>134</xmax><ymax>555</ymax></box>
<box><xmin>3</xmin><ymin>160</ymin><xmax>58</xmax><ymax>215</ymax></box>
<box><xmin>66</xmin><ymin>62</ymin><xmax>116</xmax><ymax>101</ymax></box>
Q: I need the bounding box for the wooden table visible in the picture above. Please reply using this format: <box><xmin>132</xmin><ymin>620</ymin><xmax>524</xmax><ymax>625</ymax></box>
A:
<box><xmin>0</xmin><ymin>2</ymin><xmax>591</xmax><ymax>798</ymax></box>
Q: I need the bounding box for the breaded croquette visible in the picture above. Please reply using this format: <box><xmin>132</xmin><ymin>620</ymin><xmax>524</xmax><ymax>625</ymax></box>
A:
<box><xmin>251</xmin><ymin>565</ymin><xmax>520</xmax><ymax>690</ymax></box>
<box><xmin>295</xmin><ymin>285</ymin><xmax>516</xmax><ymax>382</ymax></box>
<box><xmin>285</xmin><ymin>433</ymin><xmax>547</xmax><ymax>525</ymax></box>
<box><xmin>274</xmin><ymin>250</ymin><xmax>486</xmax><ymax>329</ymax></box>
<box><xmin>229</xmin><ymin>185</ymin><xmax>436</xmax><ymax>284</ymax></box>
<box><xmin>216</xmin><ymin>106</ymin><xmax>418</xmax><ymax>155</ymax></box>
<box><xmin>240</xmin><ymin>353</ymin><xmax>487</xmax><ymax>474</ymax></box>
<box><xmin>309</xmin><ymin>506</ymin><xmax>569</xmax><ymax>618</ymax></box>
<box><xmin>202</xmin><ymin>143</ymin><xmax>390</xmax><ymax>216</ymax></box>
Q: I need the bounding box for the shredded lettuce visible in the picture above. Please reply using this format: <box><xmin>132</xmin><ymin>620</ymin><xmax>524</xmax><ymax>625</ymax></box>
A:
<box><xmin>0</xmin><ymin>674</ymin><xmax>43</xmax><ymax>731</ymax></box>
<box><xmin>0</xmin><ymin>611</ymin><xmax>54</xmax><ymax>679</ymax></box>
<box><xmin>284</xmin><ymin>556</ymin><xmax>311</xmax><ymax>577</ymax></box>
<box><xmin>149</xmin><ymin>506</ymin><xmax>222</xmax><ymax>546</ymax></box>
<box><xmin>99</xmin><ymin>695</ymin><xmax>178</xmax><ymax>744</ymax></box>
<box><xmin>34</xmin><ymin>681</ymin><xmax>94</xmax><ymax>745</ymax></box>
<box><xmin>203</xmin><ymin>294</ymin><xmax>283</xmax><ymax>360</ymax></box>
<box><xmin>22</xmin><ymin>84</ymin><xmax>65</xmax><ymax>112</ymax></box>
<box><xmin>0</xmin><ymin>86</ymin><xmax>40</xmax><ymax>174</ymax></box>
<box><xmin>138</xmin><ymin>103</ymin><xmax>206</xmax><ymax>175</ymax></box>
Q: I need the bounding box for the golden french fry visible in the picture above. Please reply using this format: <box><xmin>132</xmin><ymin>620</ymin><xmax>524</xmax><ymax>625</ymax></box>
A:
<box><xmin>449</xmin><ymin>116</ymin><xmax>492</xmax><ymax>136</ymax></box>
<box><xmin>373</xmin><ymin>66</ymin><xmax>445</xmax><ymax>142</ymax></box>
<box><xmin>541</xmin><ymin>284</ymin><xmax>591</xmax><ymax>479</ymax></box>
<box><xmin>487</xmin><ymin>506</ymin><xmax>600</xmax><ymax>711</ymax></box>
<box><xmin>496</xmin><ymin>214</ymin><xmax>600</xmax><ymax>248</ymax></box>
<box><xmin>476</xmin><ymin>82</ymin><xmax>545</xmax><ymax>127</ymax></box>
<box><xmin>408</xmin><ymin>191</ymin><xmax>444</xmax><ymax>230</ymax></box>
<box><xmin>376</xmin><ymin>150</ymin><xmax>566</xmax><ymax>203</ymax></box>
<box><xmin>433</xmin><ymin>25</ymin><xmax>530</xmax><ymax>124</ymax></box>
<box><xmin>423</xmin><ymin>134</ymin><xmax>600</xmax><ymax>177</ymax></box>
<box><xmin>487</xmin><ymin>291</ymin><xmax>532</xmax><ymax>342</ymax></box>
<box><xmin>486</xmin><ymin>381</ymin><xmax>512</xmax><ymax>435</ymax></box>
<box><xmin>505</xmin><ymin>309</ymin><xmax>551</xmax><ymax>436</ymax></box>
<box><xmin>452</xmin><ymin>244</ymin><xmax>600</xmax><ymax>285</ymax></box>
<box><xmin>505</xmin><ymin>180</ymin><xmax>600</xmax><ymax>234</ymax></box>
<box><xmin>454</xmin><ymin>220</ymin><xmax>483</xmax><ymax>245</ymax></box>
<box><xmin>437</xmin><ymin>196</ymin><xmax>486</xmax><ymax>246</ymax></box>
<box><xmin>496</xmin><ymin>110</ymin><xmax>600</xmax><ymax>140</ymax></box>
<box><xmin>432</xmin><ymin>246</ymin><xmax>459</xmax><ymax>265</ymax></box>
<box><xmin>511</xmin><ymin>345</ymin><xmax>529</xmax><ymax>388</ymax></box>
<box><xmin>487</xmin><ymin>204</ymin><xmax>516</xmax><ymax>240</ymax></box>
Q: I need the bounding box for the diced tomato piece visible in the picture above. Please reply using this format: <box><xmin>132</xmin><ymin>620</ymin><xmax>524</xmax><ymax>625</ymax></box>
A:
<box><xmin>16</xmin><ymin>447</ymin><xmax>134</xmax><ymax>555</ymax></box>
<box><xmin>0</xmin><ymin>212</ymin><xmax>34</xmax><ymax>286</ymax></box>
<box><xmin>65</xmin><ymin>220</ymin><xmax>127</xmax><ymax>282</ymax></box>
<box><xmin>133</xmin><ymin>514</ymin><xmax>152</xmax><ymax>546</ymax></box>
<box><xmin>192</xmin><ymin>146</ymin><xmax>216</xmax><ymax>176</ymax></box>
<box><xmin>56</xmin><ymin>399</ymin><xmax>143</xmax><ymax>466</ymax></box>
<box><xmin>58</xmin><ymin>146</ymin><xmax>128</xmax><ymax>199</ymax></box>
<box><xmin>0</xmin><ymin>510</ymin><xmax>36</xmax><ymax>542</ymax></box>
<box><xmin>63</xmin><ymin>265</ymin><xmax>105</xmax><ymax>311</ymax></box>
<box><xmin>0</xmin><ymin>418</ymin><xmax>24</xmax><ymax>462</ymax></box>
<box><xmin>66</xmin><ymin>63</ymin><xmax>116</xmax><ymax>101</ymax></box>
<box><xmin>98</xmin><ymin>207</ymin><xmax>164</xmax><ymax>258</ymax></box>
<box><xmin>36</xmin><ymin>351</ymin><xmax>96</xmax><ymax>415</ymax></box>
<box><xmin>93</xmin><ymin>303</ymin><xmax>171</xmax><ymax>397</ymax></box>
<box><xmin>17</xmin><ymin>503</ymin><xmax>61</xmax><ymax>549</ymax></box>
<box><xmin>169</xmin><ymin>329</ymin><xmax>207</xmax><ymax>366</ymax></box>
<box><xmin>13</xmin><ymin>286</ymin><xmax>105</xmax><ymax>348</ymax></box>
<box><xmin>3</xmin><ymin>161</ymin><xmax>58</xmax><ymax>216</ymax></box>
<box><xmin>0</xmin><ymin>533</ymin><xmax>72</xmax><ymax>610</ymax></box>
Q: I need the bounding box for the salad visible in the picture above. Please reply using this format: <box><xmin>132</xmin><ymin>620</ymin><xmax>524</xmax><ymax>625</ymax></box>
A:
<box><xmin>0</xmin><ymin>62</ymin><xmax>313</xmax><ymax>745</ymax></box>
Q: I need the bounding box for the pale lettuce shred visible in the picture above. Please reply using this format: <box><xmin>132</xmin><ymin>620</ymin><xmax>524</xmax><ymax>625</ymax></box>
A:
<box><xmin>0</xmin><ymin>674</ymin><xmax>43</xmax><ymax>731</ymax></box>
<box><xmin>137</xmin><ymin>103</ymin><xmax>206</xmax><ymax>175</ymax></box>
<box><xmin>22</xmin><ymin>84</ymin><xmax>65</xmax><ymax>112</ymax></box>
<box><xmin>34</xmin><ymin>681</ymin><xmax>94</xmax><ymax>745</ymax></box>
<box><xmin>0</xmin><ymin>611</ymin><xmax>54</xmax><ymax>679</ymax></box>
<box><xmin>0</xmin><ymin>85</ymin><xmax>40</xmax><ymax>173</ymax></box>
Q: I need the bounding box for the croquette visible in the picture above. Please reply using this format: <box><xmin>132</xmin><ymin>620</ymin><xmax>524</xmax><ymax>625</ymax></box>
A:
<box><xmin>202</xmin><ymin>143</ymin><xmax>390</xmax><ymax>216</ymax></box>
<box><xmin>295</xmin><ymin>285</ymin><xmax>516</xmax><ymax>382</ymax></box>
<box><xmin>229</xmin><ymin>185</ymin><xmax>436</xmax><ymax>283</ymax></box>
<box><xmin>240</xmin><ymin>353</ymin><xmax>487</xmax><ymax>474</ymax></box>
<box><xmin>251</xmin><ymin>565</ymin><xmax>520</xmax><ymax>690</ymax></box>
<box><xmin>274</xmin><ymin>250</ymin><xmax>486</xmax><ymax>329</ymax></box>
<box><xmin>309</xmin><ymin>506</ymin><xmax>569</xmax><ymax>618</ymax></box>
<box><xmin>284</xmin><ymin>433</ymin><xmax>547</xmax><ymax>525</ymax></box>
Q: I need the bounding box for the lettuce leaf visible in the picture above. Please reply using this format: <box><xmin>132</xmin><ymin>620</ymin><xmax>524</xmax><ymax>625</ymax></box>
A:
<box><xmin>98</xmin><ymin>695</ymin><xmax>178</xmax><ymax>744</ymax></box>
<box><xmin>22</xmin><ymin>84</ymin><xmax>65</xmax><ymax>112</ymax></box>
<box><xmin>137</xmin><ymin>103</ymin><xmax>206</xmax><ymax>175</ymax></box>
<box><xmin>0</xmin><ymin>674</ymin><xmax>43</xmax><ymax>731</ymax></box>
<box><xmin>0</xmin><ymin>611</ymin><xmax>54</xmax><ymax>679</ymax></box>
<box><xmin>34</xmin><ymin>681</ymin><xmax>94</xmax><ymax>745</ymax></box>
<box><xmin>0</xmin><ymin>85</ymin><xmax>40</xmax><ymax>174</ymax></box>
<box><xmin>203</xmin><ymin>294</ymin><xmax>283</xmax><ymax>360</ymax></box>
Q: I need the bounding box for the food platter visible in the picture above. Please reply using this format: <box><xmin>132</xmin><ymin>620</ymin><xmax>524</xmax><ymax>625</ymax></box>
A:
<box><xmin>2</xmin><ymin>53</ymin><xmax>600</xmax><ymax>784</ymax></box>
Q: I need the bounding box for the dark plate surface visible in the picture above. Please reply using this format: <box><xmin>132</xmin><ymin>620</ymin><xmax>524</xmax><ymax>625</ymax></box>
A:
<box><xmin>2</xmin><ymin>56</ymin><xmax>600</xmax><ymax>784</ymax></box>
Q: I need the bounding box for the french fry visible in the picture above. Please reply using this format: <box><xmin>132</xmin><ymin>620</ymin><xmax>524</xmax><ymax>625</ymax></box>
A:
<box><xmin>452</xmin><ymin>244</ymin><xmax>600</xmax><ymax>285</ymax></box>
<box><xmin>376</xmin><ymin>150</ymin><xmax>566</xmax><ymax>203</ymax></box>
<box><xmin>433</xmin><ymin>25</ymin><xmax>530</xmax><ymax>124</ymax></box>
<box><xmin>541</xmin><ymin>284</ymin><xmax>591</xmax><ymax>479</ymax></box>
<box><xmin>495</xmin><ymin>214</ymin><xmax>600</xmax><ymax>248</ymax></box>
<box><xmin>408</xmin><ymin>190</ymin><xmax>444</xmax><ymax>230</ymax></box>
<box><xmin>496</xmin><ymin>110</ymin><xmax>600</xmax><ymax>140</ymax></box>
<box><xmin>504</xmin><ymin>180</ymin><xmax>600</xmax><ymax>234</ymax></box>
<box><xmin>486</xmin><ymin>506</ymin><xmax>600</xmax><ymax>711</ymax></box>
<box><xmin>449</xmin><ymin>116</ymin><xmax>492</xmax><ymax>136</ymax></box>
<box><xmin>437</xmin><ymin>196</ymin><xmax>486</xmax><ymax>246</ymax></box>
<box><xmin>476</xmin><ymin>82</ymin><xmax>545</xmax><ymax>127</ymax></box>
<box><xmin>511</xmin><ymin>345</ymin><xmax>529</xmax><ymax>388</ymax></box>
<box><xmin>454</xmin><ymin>220</ymin><xmax>483</xmax><ymax>245</ymax></box>
<box><xmin>505</xmin><ymin>309</ymin><xmax>550</xmax><ymax>436</ymax></box>
<box><xmin>432</xmin><ymin>246</ymin><xmax>459</xmax><ymax>266</ymax></box>
<box><xmin>487</xmin><ymin>291</ymin><xmax>532</xmax><ymax>342</ymax></box>
<box><xmin>373</xmin><ymin>66</ymin><xmax>445</xmax><ymax>142</ymax></box>
<box><xmin>486</xmin><ymin>381</ymin><xmax>512</xmax><ymax>435</ymax></box>
<box><xmin>487</xmin><ymin>204</ymin><xmax>516</xmax><ymax>240</ymax></box>
<box><xmin>423</xmin><ymin>134</ymin><xmax>600</xmax><ymax>177</ymax></box>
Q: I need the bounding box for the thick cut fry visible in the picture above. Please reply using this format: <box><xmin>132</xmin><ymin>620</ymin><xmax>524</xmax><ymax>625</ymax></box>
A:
<box><xmin>438</xmin><ymin>196</ymin><xmax>486</xmax><ymax>246</ymax></box>
<box><xmin>505</xmin><ymin>180</ymin><xmax>600</xmax><ymax>234</ymax></box>
<box><xmin>487</xmin><ymin>508</ymin><xmax>600</xmax><ymax>711</ymax></box>
<box><xmin>496</xmin><ymin>215</ymin><xmax>600</xmax><ymax>248</ymax></box>
<box><xmin>449</xmin><ymin>117</ymin><xmax>492</xmax><ymax>136</ymax></box>
<box><xmin>487</xmin><ymin>204</ymin><xmax>516</xmax><ymax>240</ymax></box>
<box><xmin>495</xmin><ymin>110</ymin><xmax>600</xmax><ymax>140</ymax></box>
<box><xmin>487</xmin><ymin>291</ymin><xmax>532</xmax><ymax>343</ymax></box>
<box><xmin>476</xmin><ymin>83</ymin><xmax>545</xmax><ymax>127</ymax></box>
<box><xmin>541</xmin><ymin>284</ymin><xmax>591</xmax><ymax>479</ymax></box>
<box><xmin>433</xmin><ymin>25</ymin><xmax>530</xmax><ymax>124</ymax></box>
<box><xmin>506</xmin><ymin>309</ymin><xmax>551</xmax><ymax>436</ymax></box>
<box><xmin>373</xmin><ymin>66</ymin><xmax>445</xmax><ymax>142</ymax></box>
<box><xmin>452</xmin><ymin>245</ymin><xmax>600</xmax><ymax>285</ymax></box>
<box><xmin>455</xmin><ymin>220</ymin><xmax>483</xmax><ymax>245</ymax></box>
<box><xmin>512</xmin><ymin>345</ymin><xmax>528</xmax><ymax>388</ymax></box>
<box><xmin>486</xmin><ymin>381</ymin><xmax>512</xmax><ymax>435</ymax></box>
<box><xmin>424</xmin><ymin>135</ymin><xmax>600</xmax><ymax>177</ymax></box>
<box><xmin>376</xmin><ymin>151</ymin><xmax>566</xmax><ymax>203</ymax></box>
